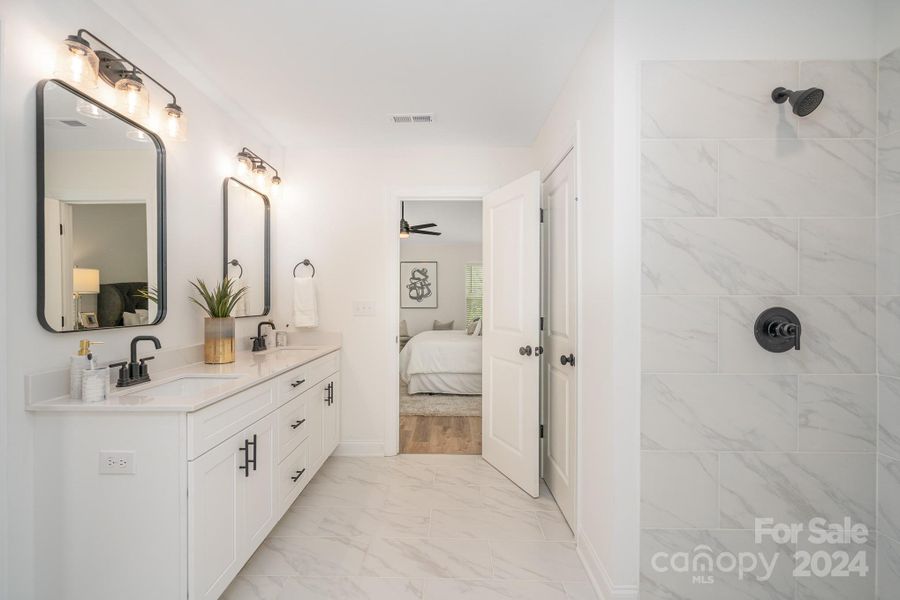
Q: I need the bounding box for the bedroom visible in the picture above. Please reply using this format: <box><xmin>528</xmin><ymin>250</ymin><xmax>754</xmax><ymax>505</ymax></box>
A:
<box><xmin>398</xmin><ymin>200</ymin><xmax>484</xmax><ymax>454</ymax></box>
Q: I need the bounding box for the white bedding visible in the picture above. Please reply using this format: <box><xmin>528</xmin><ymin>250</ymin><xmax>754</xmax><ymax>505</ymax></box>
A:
<box><xmin>399</xmin><ymin>330</ymin><xmax>482</xmax><ymax>394</ymax></box>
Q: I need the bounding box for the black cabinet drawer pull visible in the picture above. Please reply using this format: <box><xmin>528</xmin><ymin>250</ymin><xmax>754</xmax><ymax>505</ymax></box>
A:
<box><xmin>290</xmin><ymin>419</ymin><xmax>306</xmax><ymax>430</ymax></box>
<box><xmin>290</xmin><ymin>378</ymin><xmax>306</xmax><ymax>388</ymax></box>
<box><xmin>238</xmin><ymin>440</ymin><xmax>250</xmax><ymax>477</ymax></box>
<box><xmin>247</xmin><ymin>434</ymin><xmax>257</xmax><ymax>472</ymax></box>
<box><xmin>291</xmin><ymin>468</ymin><xmax>306</xmax><ymax>483</ymax></box>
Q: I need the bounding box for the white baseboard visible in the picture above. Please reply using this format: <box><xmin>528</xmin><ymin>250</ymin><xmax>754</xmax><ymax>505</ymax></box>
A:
<box><xmin>333</xmin><ymin>441</ymin><xmax>385</xmax><ymax>456</ymax></box>
<box><xmin>576</xmin><ymin>530</ymin><xmax>639</xmax><ymax>600</ymax></box>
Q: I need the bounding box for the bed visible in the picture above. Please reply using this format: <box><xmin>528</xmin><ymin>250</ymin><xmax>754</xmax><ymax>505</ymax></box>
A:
<box><xmin>399</xmin><ymin>330</ymin><xmax>482</xmax><ymax>395</ymax></box>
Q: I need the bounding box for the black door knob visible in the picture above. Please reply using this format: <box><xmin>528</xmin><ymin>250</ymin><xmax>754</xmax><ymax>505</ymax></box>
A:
<box><xmin>560</xmin><ymin>353</ymin><xmax>575</xmax><ymax>366</ymax></box>
<box><xmin>519</xmin><ymin>345</ymin><xmax>533</xmax><ymax>356</ymax></box>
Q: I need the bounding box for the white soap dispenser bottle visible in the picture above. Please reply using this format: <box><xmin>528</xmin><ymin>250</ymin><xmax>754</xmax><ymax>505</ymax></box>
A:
<box><xmin>70</xmin><ymin>339</ymin><xmax>102</xmax><ymax>400</ymax></box>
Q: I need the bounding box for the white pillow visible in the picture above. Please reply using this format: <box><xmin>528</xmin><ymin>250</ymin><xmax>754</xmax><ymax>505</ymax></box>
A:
<box><xmin>136</xmin><ymin>309</ymin><xmax>150</xmax><ymax>324</ymax></box>
<box><xmin>122</xmin><ymin>311</ymin><xmax>141</xmax><ymax>326</ymax></box>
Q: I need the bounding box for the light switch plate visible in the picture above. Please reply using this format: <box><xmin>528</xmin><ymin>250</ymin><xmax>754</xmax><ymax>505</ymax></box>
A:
<box><xmin>353</xmin><ymin>301</ymin><xmax>376</xmax><ymax>316</ymax></box>
<box><xmin>99</xmin><ymin>451</ymin><xmax>135</xmax><ymax>474</ymax></box>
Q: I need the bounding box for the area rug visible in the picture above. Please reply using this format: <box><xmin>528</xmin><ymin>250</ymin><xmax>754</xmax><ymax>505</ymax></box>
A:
<box><xmin>400</xmin><ymin>380</ymin><xmax>482</xmax><ymax>417</ymax></box>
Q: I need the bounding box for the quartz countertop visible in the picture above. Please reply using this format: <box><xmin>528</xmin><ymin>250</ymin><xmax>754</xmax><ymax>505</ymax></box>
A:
<box><xmin>27</xmin><ymin>345</ymin><xmax>340</xmax><ymax>413</ymax></box>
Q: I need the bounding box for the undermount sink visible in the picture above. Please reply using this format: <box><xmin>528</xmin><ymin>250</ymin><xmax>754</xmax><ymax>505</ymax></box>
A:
<box><xmin>124</xmin><ymin>375</ymin><xmax>243</xmax><ymax>397</ymax></box>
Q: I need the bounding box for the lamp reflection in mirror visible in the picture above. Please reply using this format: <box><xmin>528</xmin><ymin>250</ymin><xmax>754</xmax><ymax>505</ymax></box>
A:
<box><xmin>126</xmin><ymin>129</ymin><xmax>152</xmax><ymax>143</ymax></box>
<box><xmin>73</xmin><ymin>268</ymin><xmax>100</xmax><ymax>327</ymax></box>
<box><xmin>75</xmin><ymin>98</ymin><xmax>111</xmax><ymax>120</ymax></box>
<box><xmin>54</xmin><ymin>34</ymin><xmax>99</xmax><ymax>89</ymax></box>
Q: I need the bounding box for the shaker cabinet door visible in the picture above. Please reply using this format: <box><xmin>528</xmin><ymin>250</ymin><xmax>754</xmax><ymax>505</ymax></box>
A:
<box><xmin>242</xmin><ymin>413</ymin><xmax>277</xmax><ymax>550</ymax></box>
<box><xmin>323</xmin><ymin>377</ymin><xmax>341</xmax><ymax>457</ymax></box>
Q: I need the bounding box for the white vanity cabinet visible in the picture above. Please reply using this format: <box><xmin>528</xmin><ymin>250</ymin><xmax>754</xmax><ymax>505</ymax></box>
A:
<box><xmin>31</xmin><ymin>348</ymin><xmax>340</xmax><ymax>600</ymax></box>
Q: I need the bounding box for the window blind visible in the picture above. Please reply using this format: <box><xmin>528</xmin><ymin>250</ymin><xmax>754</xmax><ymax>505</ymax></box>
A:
<box><xmin>465</xmin><ymin>263</ymin><xmax>483</xmax><ymax>325</ymax></box>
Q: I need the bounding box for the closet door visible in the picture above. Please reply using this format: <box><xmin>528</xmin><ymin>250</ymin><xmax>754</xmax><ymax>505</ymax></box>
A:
<box><xmin>482</xmin><ymin>171</ymin><xmax>542</xmax><ymax>497</ymax></box>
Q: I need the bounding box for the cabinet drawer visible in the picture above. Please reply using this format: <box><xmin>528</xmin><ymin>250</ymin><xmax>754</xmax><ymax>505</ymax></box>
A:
<box><xmin>278</xmin><ymin>439</ymin><xmax>310</xmax><ymax>510</ymax></box>
<box><xmin>276</xmin><ymin>390</ymin><xmax>311</xmax><ymax>462</ymax></box>
<box><xmin>276</xmin><ymin>364</ymin><xmax>312</xmax><ymax>404</ymax></box>
<box><xmin>308</xmin><ymin>351</ymin><xmax>340</xmax><ymax>385</ymax></box>
<box><xmin>187</xmin><ymin>382</ymin><xmax>276</xmax><ymax>460</ymax></box>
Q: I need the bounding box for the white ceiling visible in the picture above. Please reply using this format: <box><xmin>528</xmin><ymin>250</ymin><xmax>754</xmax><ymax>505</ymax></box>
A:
<box><xmin>402</xmin><ymin>200</ymin><xmax>482</xmax><ymax>245</ymax></box>
<box><xmin>97</xmin><ymin>0</ymin><xmax>606</xmax><ymax>147</ymax></box>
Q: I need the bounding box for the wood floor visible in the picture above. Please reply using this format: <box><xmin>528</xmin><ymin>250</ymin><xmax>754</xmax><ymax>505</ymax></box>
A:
<box><xmin>399</xmin><ymin>415</ymin><xmax>482</xmax><ymax>454</ymax></box>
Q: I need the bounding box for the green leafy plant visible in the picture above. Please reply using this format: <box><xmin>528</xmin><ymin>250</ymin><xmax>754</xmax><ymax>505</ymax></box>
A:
<box><xmin>188</xmin><ymin>278</ymin><xmax>248</xmax><ymax>318</ymax></box>
<box><xmin>136</xmin><ymin>285</ymin><xmax>159</xmax><ymax>305</ymax></box>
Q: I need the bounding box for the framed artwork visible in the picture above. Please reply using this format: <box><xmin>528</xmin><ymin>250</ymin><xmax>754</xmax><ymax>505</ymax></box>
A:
<box><xmin>79</xmin><ymin>311</ymin><xmax>99</xmax><ymax>329</ymax></box>
<box><xmin>400</xmin><ymin>261</ymin><xmax>438</xmax><ymax>309</ymax></box>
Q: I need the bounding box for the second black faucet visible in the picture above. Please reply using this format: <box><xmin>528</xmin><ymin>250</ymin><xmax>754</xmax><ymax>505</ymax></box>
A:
<box><xmin>252</xmin><ymin>321</ymin><xmax>275</xmax><ymax>352</ymax></box>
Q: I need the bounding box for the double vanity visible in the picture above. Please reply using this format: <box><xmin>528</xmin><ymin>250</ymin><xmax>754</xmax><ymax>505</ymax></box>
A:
<box><xmin>28</xmin><ymin>344</ymin><xmax>341</xmax><ymax>600</ymax></box>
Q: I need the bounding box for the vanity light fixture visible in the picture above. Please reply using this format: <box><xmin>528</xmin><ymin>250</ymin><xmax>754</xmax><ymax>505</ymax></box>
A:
<box><xmin>234</xmin><ymin>148</ymin><xmax>282</xmax><ymax>192</ymax></box>
<box><xmin>54</xmin><ymin>29</ymin><xmax>187</xmax><ymax>142</ymax></box>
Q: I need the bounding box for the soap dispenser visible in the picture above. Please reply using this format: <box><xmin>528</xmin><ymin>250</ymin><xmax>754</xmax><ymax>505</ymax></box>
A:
<box><xmin>70</xmin><ymin>339</ymin><xmax>102</xmax><ymax>400</ymax></box>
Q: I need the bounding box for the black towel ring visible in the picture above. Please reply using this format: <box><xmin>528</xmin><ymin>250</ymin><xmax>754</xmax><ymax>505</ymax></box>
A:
<box><xmin>293</xmin><ymin>259</ymin><xmax>316</xmax><ymax>278</ymax></box>
<box><xmin>227</xmin><ymin>259</ymin><xmax>243</xmax><ymax>279</ymax></box>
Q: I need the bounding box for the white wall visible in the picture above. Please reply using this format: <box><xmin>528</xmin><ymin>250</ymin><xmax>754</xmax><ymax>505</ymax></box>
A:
<box><xmin>274</xmin><ymin>146</ymin><xmax>533</xmax><ymax>453</ymax></box>
<box><xmin>0</xmin><ymin>0</ymin><xmax>280</xmax><ymax>596</ymax></box>
<box><xmin>400</xmin><ymin>242</ymin><xmax>481</xmax><ymax>336</ymax></box>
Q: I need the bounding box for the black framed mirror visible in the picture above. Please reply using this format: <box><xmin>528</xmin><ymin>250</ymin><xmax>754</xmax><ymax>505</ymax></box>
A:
<box><xmin>36</xmin><ymin>79</ymin><xmax>167</xmax><ymax>333</ymax></box>
<box><xmin>223</xmin><ymin>177</ymin><xmax>270</xmax><ymax>317</ymax></box>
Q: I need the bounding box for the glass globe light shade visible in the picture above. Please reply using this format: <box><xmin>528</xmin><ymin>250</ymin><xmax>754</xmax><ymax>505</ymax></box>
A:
<box><xmin>252</xmin><ymin>163</ymin><xmax>268</xmax><ymax>191</ymax></box>
<box><xmin>54</xmin><ymin>35</ymin><xmax>99</xmax><ymax>89</ymax></box>
<box><xmin>115</xmin><ymin>73</ymin><xmax>150</xmax><ymax>120</ymax></box>
<box><xmin>163</xmin><ymin>103</ymin><xmax>187</xmax><ymax>142</ymax></box>
<box><xmin>235</xmin><ymin>152</ymin><xmax>254</xmax><ymax>178</ymax></box>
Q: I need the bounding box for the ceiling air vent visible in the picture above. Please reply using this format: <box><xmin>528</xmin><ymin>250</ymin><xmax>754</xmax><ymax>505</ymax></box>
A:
<box><xmin>391</xmin><ymin>113</ymin><xmax>434</xmax><ymax>124</ymax></box>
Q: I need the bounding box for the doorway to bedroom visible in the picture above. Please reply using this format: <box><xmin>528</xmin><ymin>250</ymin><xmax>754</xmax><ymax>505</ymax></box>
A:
<box><xmin>397</xmin><ymin>199</ymin><xmax>483</xmax><ymax>454</ymax></box>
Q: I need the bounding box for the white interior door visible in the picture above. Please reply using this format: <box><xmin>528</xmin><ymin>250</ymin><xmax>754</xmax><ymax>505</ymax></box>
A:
<box><xmin>482</xmin><ymin>171</ymin><xmax>541</xmax><ymax>497</ymax></box>
<box><xmin>43</xmin><ymin>198</ymin><xmax>65</xmax><ymax>329</ymax></box>
<box><xmin>542</xmin><ymin>150</ymin><xmax>578</xmax><ymax>528</ymax></box>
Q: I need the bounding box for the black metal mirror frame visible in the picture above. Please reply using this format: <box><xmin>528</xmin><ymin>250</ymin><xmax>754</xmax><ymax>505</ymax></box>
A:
<box><xmin>35</xmin><ymin>78</ymin><xmax>167</xmax><ymax>333</ymax></box>
<box><xmin>223</xmin><ymin>177</ymin><xmax>271</xmax><ymax>317</ymax></box>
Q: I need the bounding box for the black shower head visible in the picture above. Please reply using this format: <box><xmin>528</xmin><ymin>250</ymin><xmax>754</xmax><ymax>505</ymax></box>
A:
<box><xmin>771</xmin><ymin>86</ymin><xmax>825</xmax><ymax>117</ymax></box>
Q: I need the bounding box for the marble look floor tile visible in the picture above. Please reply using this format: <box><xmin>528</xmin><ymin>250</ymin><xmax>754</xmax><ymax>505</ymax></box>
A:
<box><xmin>719</xmin><ymin>296</ymin><xmax>875</xmax><ymax>374</ymax></box>
<box><xmin>795</xmin><ymin>536</ymin><xmax>875</xmax><ymax>600</ymax></box>
<box><xmin>641</xmin><ymin>61</ymin><xmax>798</xmax><ymax>139</ymax></box>
<box><xmin>641</xmin><ymin>452</ymin><xmax>718</xmax><ymax>529</ymax></box>
<box><xmin>641</xmin><ymin>140</ymin><xmax>717</xmax><ymax>217</ymax></box>
<box><xmin>641</xmin><ymin>374</ymin><xmax>797</xmax><ymax>451</ymax></box>
<box><xmin>293</xmin><ymin>481</ymin><xmax>390</xmax><ymax>508</ymax></box>
<box><xmin>222</xmin><ymin>576</ymin><xmax>424</xmax><ymax>600</ymax></box>
<box><xmin>799</xmin><ymin>218</ymin><xmax>875</xmax><ymax>295</ymax></box>
<box><xmin>384</xmin><ymin>484</ymin><xmax>484</xmax><ymax>510</ymax></box>
<box><xmin>640</xmin><ymin>529</ymin><xmax>794</xmax><ymax>600</ymax></box>
<box><xmin>878</xmin><ymin>533</ymin><xmax>900</xmax><ymax>600</ymax></box>
<box><xmin>880</xmin><ymin>376</ymin><xmax>900</xmax><ymax>460</ymax></box>
<box><xmin>240</xmin><ymin>537</ymin><xmax>369</xmax><ymax>577</ymax></box>
<box><xmin>719</xmin><ymin>452</ymin><xmax>876</xmax><ymax>530</ymax></box>
<box><xmin>878</xmin><ymin>214</ymin><xmax>900</xmax><ymax>295</ymax></box>
<box><xmin>879</xmin><ymin>455</ymin><xmax>900</xmax><ymax>541</ymax></box>
<box><xmin>877</xmin><ymin>297</ymin><xmax>900</xmax><ymax>377</ymax></box>
<box><xmin>361</xmin><ymin>538</ymin><xmax>492</xmax><ymax>579</ymax></box>
<box><xmin>642</xmin><ymin>296</ymin><xmax>717</xmax><ymax>373</ymax></box>
<box><xmin>798</xmin><ymin>60</ymin><xmax>876</xmax><ymax>139</ymax></box>
<box><xmin>562</xmin><ymin>581</ymin><xmax>598</xmax><ymax>600</ymax></box>
<box><xmin>642</xmin><ymin>218</ymin><xmax>797</xmax><ymax>295</ymax></box>
<box><xmin>718</xmin><ymin>139</ymin><xmax>875</xmax><ymax>217</ymax></box>
<box><xmin>879</xmin><ymin>47</ymin><xmax>900</xmax><ymax>137</ymax></box>
<box><xmin>423</xmin><ymin>579</ymin><xmax>569</xmax><ymax>600</ymax></box>
<box><xmin>490</xmin><ymin>541</ymin><xmax>587</xmax><ymax>582</ymax></box>
<box><xmin>535</xmin><ymin>511</ymin><xmax>574</xmax><ymax>542</ymax></box>
<box><xmin>316</xmin><ymin>459</ymin><xmax>436</xmax><ymax>486</ymax></box>
<box><xmin>878</xmin><ymin>131</ymin><xmax>900</xmax><ymax>216</ymax></box>
<box><xmin>433</xmin><ymin>462</ymin><xmax>516</xmax><ymax>487</ymax></box>
<box><xmin>272</xmin><ymin>507</ymin><xmax>429</xmax><ymax>538</ymax></box>
<box><xmin>798</xmin><ymin>374</ymin><xmax>876</xmax><ymax>452</ymax></box>
<box><xmin>429</xmin><ymin>508</ymin><xmax>544</xmax><ymax>541</ymax></box>
<box><xmin>480</xmin><ymin>483</ymin><xmax>559</xmax><ymax>511</ymax></box>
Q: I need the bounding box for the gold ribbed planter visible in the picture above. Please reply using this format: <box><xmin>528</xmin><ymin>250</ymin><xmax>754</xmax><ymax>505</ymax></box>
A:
<box><xmin>204</xmin><ymin>317</ymin><xmax>235</xmax><ymax>364</ymax></box>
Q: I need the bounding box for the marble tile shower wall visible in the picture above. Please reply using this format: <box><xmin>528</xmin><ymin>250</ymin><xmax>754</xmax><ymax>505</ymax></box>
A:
<box><xmin>640</xmin><ymin>60</ymin><xmax>884</xmax><ymax>600</ymax></box>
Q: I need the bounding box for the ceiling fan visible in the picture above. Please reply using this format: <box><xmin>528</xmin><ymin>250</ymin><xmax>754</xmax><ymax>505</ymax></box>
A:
<box><xmin>399</xmin><ymin>202</ymin><xmax>441</xmax><ymax>238</ymax></box>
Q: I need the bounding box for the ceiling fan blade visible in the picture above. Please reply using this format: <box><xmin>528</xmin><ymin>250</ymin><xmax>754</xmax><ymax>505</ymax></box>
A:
<box><xmin>413</xmin><ymin>230</ymin><xmax>442</xmax><ymax>236</ymax></box>
<box><xmin>410</xmin><ymin>223</ymin><xmax>437</xmax><ymax>230</ymax></box>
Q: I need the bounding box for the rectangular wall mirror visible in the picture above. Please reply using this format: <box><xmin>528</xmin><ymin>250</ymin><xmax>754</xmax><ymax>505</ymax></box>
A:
<box><xmin>37</xmin><ymin>79</ymin><xmax>166</xmax><ymax>332</ymax></box>
<box><xmin>223</xmin><ymin>177</ymin><xmax>270</xmax><ymax>317</ymax></box>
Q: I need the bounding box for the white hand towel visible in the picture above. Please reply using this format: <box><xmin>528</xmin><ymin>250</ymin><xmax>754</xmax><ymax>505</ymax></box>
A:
<box><xmin>292</xmin><ymin>276</ymin><xmax>319</xmax><ymax>327</ymax></box>
<box><xmin>233</xmin><ymin>278</ymin><xmax>247</xmax><ymax>317</ymax></box>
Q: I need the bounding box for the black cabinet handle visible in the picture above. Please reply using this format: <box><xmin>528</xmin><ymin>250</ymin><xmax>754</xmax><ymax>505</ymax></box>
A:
<box><xmin>238</xmin><ymin>439</ymin><xmax>250</xmax><ymax>477</ymax></box>
<box><xmin>290</xmin><ymin>378</ymin><xmax>306</xmax><ymax>388</ymax></box>
<box><xmin>291</xmin><ymin>468</ymin><xmax>306</xmax><ymax>483</ymax></box>
<box><xmin>247</xmin><ymin>433</ymin><xmax>257</xmax><ymax>472</ymax></box>
<box><xmin>290</xmin><ymin>418</ymin><xmax>306</xmax><ymax>430</ymax></box>
<box><xmin>324</xmin><ymin>382</ymin><xmax>334</xmax><ymax>405</ymax></box>
<box><xmin>560</xmin><ymin>353</ymin><xmax>575</xmax><ymax>366</ymax></box>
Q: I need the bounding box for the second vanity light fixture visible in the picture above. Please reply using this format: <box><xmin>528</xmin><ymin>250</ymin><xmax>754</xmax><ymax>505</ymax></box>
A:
<box><xmin>54</xmin><ymin>29</ymin><xmax>187</xmax><ymax>142</ymax></box>
<box><xmin>235</xmin><ymin>148</ymin><xmax>282</xmax><ymax>192</ymax></box>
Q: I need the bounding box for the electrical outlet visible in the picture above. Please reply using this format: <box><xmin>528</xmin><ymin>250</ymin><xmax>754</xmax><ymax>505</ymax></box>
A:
<box><xmin>99</xmin><ymin>451</ymin><xmax>135</xmax><ymax>474</ymax></box>
<box><xmin>353</xmin><ymin>300</ymin><xmax>376</xmax><ymax>316</ymax></box>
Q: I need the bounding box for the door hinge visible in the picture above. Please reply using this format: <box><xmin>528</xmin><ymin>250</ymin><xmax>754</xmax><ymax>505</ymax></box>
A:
<box><xmin>540</xmin><ymin>208</ymin><xmax>544</xmax><ymax>223</ymax></box>
<box><xmin>540</xmin><ymin>316</ymin><xmax>544</xmax><ymax>331</ymax></box>
<box><xmin>59</xmin><ymin>223</ymin><xmax>64</xmax><ymax>235</ymax></box>
<box><xmin>540</xmin><ymin>424</ymin><xmax>544</xmax><ymax>438</ymax></box>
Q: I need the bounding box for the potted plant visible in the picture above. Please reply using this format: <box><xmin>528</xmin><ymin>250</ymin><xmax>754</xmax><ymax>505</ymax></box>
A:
<box><xmin>189</xmin><ymin>278</ymin><xmax>248</xmax><ymax>364</ymax></box>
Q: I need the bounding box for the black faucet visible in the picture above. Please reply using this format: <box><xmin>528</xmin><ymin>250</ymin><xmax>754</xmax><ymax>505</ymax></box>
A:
<box><xmin>252</xmin><ymin>321</ymin><xmax>275</xmax><ymax>352</ymax></box>
<box><xmin>112</xmin><ymin>335</ymin><xmax>162</xmax><ymax>387</ymax></box>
